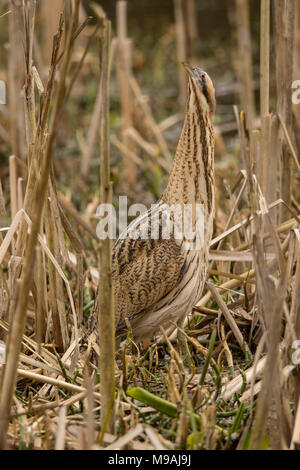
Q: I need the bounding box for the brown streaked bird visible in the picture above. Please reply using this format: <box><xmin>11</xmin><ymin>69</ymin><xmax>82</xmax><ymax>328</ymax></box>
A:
<box><xmin>90</xmin><ymin>64</ymin><xmax>215</xmax><ymax>342</ymax></box>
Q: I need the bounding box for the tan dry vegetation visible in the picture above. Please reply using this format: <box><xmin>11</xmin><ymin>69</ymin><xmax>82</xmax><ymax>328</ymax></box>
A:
<box><xmin>0</xmin><ymin>0</ymin><xmax>299</xmax><ymax>450</ymax></box>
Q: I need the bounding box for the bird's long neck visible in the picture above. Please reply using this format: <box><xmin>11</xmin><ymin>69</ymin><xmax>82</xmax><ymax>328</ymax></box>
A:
<box><xmin>161</xmin><ymin>92</ymin><xmax>215</xmax><ymax>219</ymax></box>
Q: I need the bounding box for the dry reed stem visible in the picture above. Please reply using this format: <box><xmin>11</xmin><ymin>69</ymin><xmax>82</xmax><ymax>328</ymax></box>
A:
<box><xmin>55</xmin><ymin>405</ymin><xmax>66</xmax><ymax>450</ymax></box>
<box><xmin>0</xmin><ymin>0</ymin><xmax>298</xmax><ymax>451</ymax></box>
<box><xmin>125</xmin><ymin>127</ymin><xmax>159</xmax><ymax>159</ymax></box>
<box><xmin>80</xmin><ymin>18</ymin><xmax>106</xmax><ymax>178</ymax></box>
<box><xmin>97</xmin><ymin>18</ymin><xmax>115</xmax><ymax>435</ymax></box>
<box><xmin>0</xmin><ymin>209</ymin><xmax>23</xmax><ymax>265</ymax></box>
<box><xmin>45</xmin><ymin>200</ymin><xmax>65</xmax><ymax>351</ymax></box>
<box><xmin>222</xmin><ymin>356</ymin><xmax>266</xmax><ymax>401</ymax></box>
<box><xmin>265</xmin><ymin>115</ymin><xmax>279</xmax><ymax>224</ymax></box>
<box><xmin>278</xmin><ymin>113</ymin><xmax>300</xmax><ymax>175</ymax></box>
<box><xmin>250</xmin><ymin>229</ymin><xmax>289</xmax><ymax>448</ymax></box>
<box><xmin>41</xmin><ymin>0</ymin><xmax>63</xmax><ymax>64</ymax></box>
<box><xmin>260</xmin><ymin>0</ymin><xmax>270</xmax><ymax>119</ymax></box>
<box><xmin>8</xmin><ymin>0</ymin><xmax>25</xmax><ymax>159</ymax></box>
<box><xmin>111</xmin><ymin>135</ymin><xmax>144</xmax><ymax>167</ymax></box>
<box><xmin>0</xmin><ymin>205</ymin><xmax>81</xmax><ymax>363</ymax></box>
<box><xmin>14</xmin><ymin>14</ymin><xmax>64</xmax><ymax>257</ymax></box>
<box><xmin>23</xmin><ymin>0</ymin><xmax>37</xmax><ymax>151</ymax></box>
<box><xmin>174</xmin><ymin>0</ymin><xmax>188</xmax><ymax>109</ymax></box>
<box><xmin>235</xmin><ymin>0</ymin><xmax>255</xmax><ymax>129</ymax></box>
<box><xmin>9</xmin><ymin>155</ymin><xmax>17</xmax><ymax>222</ymax></box>
<box><xmin>0</xmin><ymin>180</ymin><xmax>6</xmax><ymax>218</ymax></box>
<box><xmin>274</xmin><ymin>0</ymin><xmax>296</xmax><ymax>222</ymax></box>
<box><xmin>0</xmin><ymin>1</ymin><xmax>79</xmax><ymax>448</ymax></box>
<box><xmin>144</xmin><ymin>425</ymin><xmax>165</xmax><ymax>450</ymax></box>
<box><xmin>0</xmin><ymin>365</ymin><xmax>100</xmax><ymax>398</ymax></box>
<box><xmin>105</xmin><ymin>423</ymin><xmax>144</xmax><ymax>450</ymax></box>
<box><xmin>116</xmin><ymin>1</ymin><xmax>136</xmax><ymax>185</ymax></box>
<box><xmin>34</xmin><ymin>245</ymin><xmax>45</xmax><ymax>350</ymax></box>
<box><xmin>258</xmin><ymin>0</ymin><xmax>270</xmax><ymax>193</ymax></box>
<box><xmin>65</xmin><ymin>19</ymin><xmax>97</xmax><ymax>102</ymax></box>
<box><xmin>210</xmin><ymin>198</ymin><xmax>273</xmax><ymax>247</ymax></box>
<box><xmin>206</xmin><ymin>282</ymin><xmax>245</xmax><ymax>350</ymax></box>
<box><xmin>58</xmin><ymin>193</ymin><xmax>97</xmax><ymax>240</ymax></box>
<box><xmin>17</xmin><ymin>177</ymin><xmax>23</xmax><ymax>210</ymax></box>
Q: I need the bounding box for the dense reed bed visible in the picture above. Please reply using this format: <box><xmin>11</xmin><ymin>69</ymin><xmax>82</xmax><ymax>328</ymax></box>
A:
<box><xmin>0</xmin><ymin>0</ymin><xmax>299</xmax><ymax>450</ymax></box>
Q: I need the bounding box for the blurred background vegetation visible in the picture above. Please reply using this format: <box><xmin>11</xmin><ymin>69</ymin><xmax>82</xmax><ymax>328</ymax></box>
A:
<box><xmin>0</xmin><ymin>0</ymin><xmax>262</xmax><ymax>214</ymax></box>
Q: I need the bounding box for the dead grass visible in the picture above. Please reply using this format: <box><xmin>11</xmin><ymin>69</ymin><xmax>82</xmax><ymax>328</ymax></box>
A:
<box><xmin>0</xmin><ymin>0</ymin><xmax>299</xmax><ymax>450</ymax></box>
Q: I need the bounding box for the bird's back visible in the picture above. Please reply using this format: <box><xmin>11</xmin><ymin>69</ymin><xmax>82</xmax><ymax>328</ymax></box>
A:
<box><xmin>113</xmin><ymin>204</ymin><xmax>187</xmax><ymax>335</ymax></box>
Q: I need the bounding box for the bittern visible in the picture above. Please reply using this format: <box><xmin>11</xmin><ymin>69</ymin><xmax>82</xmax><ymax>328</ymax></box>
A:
<box><xmin>91</xmin><ymin>64</ymin><xmax>215</xmax><ymax>342</ymax></box>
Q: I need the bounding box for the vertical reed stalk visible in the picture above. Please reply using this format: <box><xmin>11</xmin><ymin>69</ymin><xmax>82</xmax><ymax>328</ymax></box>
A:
<box><xmin>8</xmin><ymin>0</ymin><xmax>25</xmax><ymax>159</ymax></box>
<box><xmin>250</xmin><ymin>233</ymin><xmax>288</xmax><ymax>449</ymax></box>
<box><xmin>97</xmin><ymin>19</ymin><xmax>115</xmax><ymax>435</ymax></box>
<box><xmin>45</xmin><ymin>199</ymin><xmax>66</xmax><ymax>351</ymax></box>
<box><xmin>23</xmin><ymin>0</ymin><xmax>37</xmax><ymax>153</ymax></box>
<box><xmin>260</xmin><ymin>0</ymin><xmax>270</xmax><ymax>120</ymax></box>
<box><xmin>174</xmin><ymin>0</ymin><xmax>188</xmax><ymax>109</ymax></box>
<box><xmin>79</xmin><ymin>10</ymin><xmax>105</xmax><ymax>178</ymax></box>
<box><xmin>235</xmin><ymin>0</ymin><xmax>255</xmax><ymax>129</ymax></box>
<box><xmin>266</xmin><ymin>115</ymin><xmax>279</xmax><ymax>224</ymax></box>
<box><xmin>41</xmin><ymin>0</ymin><xmax>63</xmax><ymax>64</ymax></box>
<box><xmin>274</xmin><ymin>0</ymin><xmax>296</xmax><ymax>222</ymax></box>
<box><xmin>259</xmin><ymin>0</ymin><xmax>270</xmax><ymax>191</ymax></box>
<box><xmin>9</xmin><ymin>155</ymin><xmax>17</xmax><ymax>220</ymax></box>
<box><xmin>186</xmin><ymin>0</ymin><xmax>198</xmax><ymax>50</ymax></box>
<box><xmin>116</xmin><ymin>1</ymin><xmax>136</xmax><ymax>185</ymax></box>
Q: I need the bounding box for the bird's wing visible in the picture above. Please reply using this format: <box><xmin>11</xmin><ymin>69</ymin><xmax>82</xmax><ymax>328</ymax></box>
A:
<box><xmin>113</xmin><ymin>209</ymin><xmax>186</xmax><ymax>328</ymax></box>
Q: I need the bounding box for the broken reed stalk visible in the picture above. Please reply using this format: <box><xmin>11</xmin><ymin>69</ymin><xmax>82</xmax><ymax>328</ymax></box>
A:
<box><xmin>116</xmin><ymin>0</ymin><xmax>136</xmax><ymax>185</ymax></box>
<box><xmin>97</xmin><ymin>19</ymin><xmax>115</xmax><ymax>435</ymax></box>
<box><xmin>0</xmin><ymin>1</ymin><xmax>79</xmax><ymax>449</ymax></box>
<box><xmin>15</xmin><ymin>20</ymin><xmax>64</xmax><ymax>257</ymax></box>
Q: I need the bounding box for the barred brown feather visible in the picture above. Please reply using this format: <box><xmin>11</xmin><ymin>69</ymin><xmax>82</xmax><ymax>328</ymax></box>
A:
<box><xmin>89</xmin><ymin>65</ymin><xmax>216</xmax><ymax>342</ymax></box>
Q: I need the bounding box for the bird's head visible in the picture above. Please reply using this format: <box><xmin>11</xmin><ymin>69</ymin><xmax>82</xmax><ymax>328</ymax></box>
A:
<box><xmin>183</xmin><ymin>63</ymin><xmax>216</xmax><ymax>118</ymax></box>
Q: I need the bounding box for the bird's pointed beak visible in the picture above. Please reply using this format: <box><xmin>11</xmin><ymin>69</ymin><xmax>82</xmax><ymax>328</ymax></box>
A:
<box><xmin>182</xmin><ymin>62</ymin><xmax>194</xmax><ymax>78</ymax></box>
